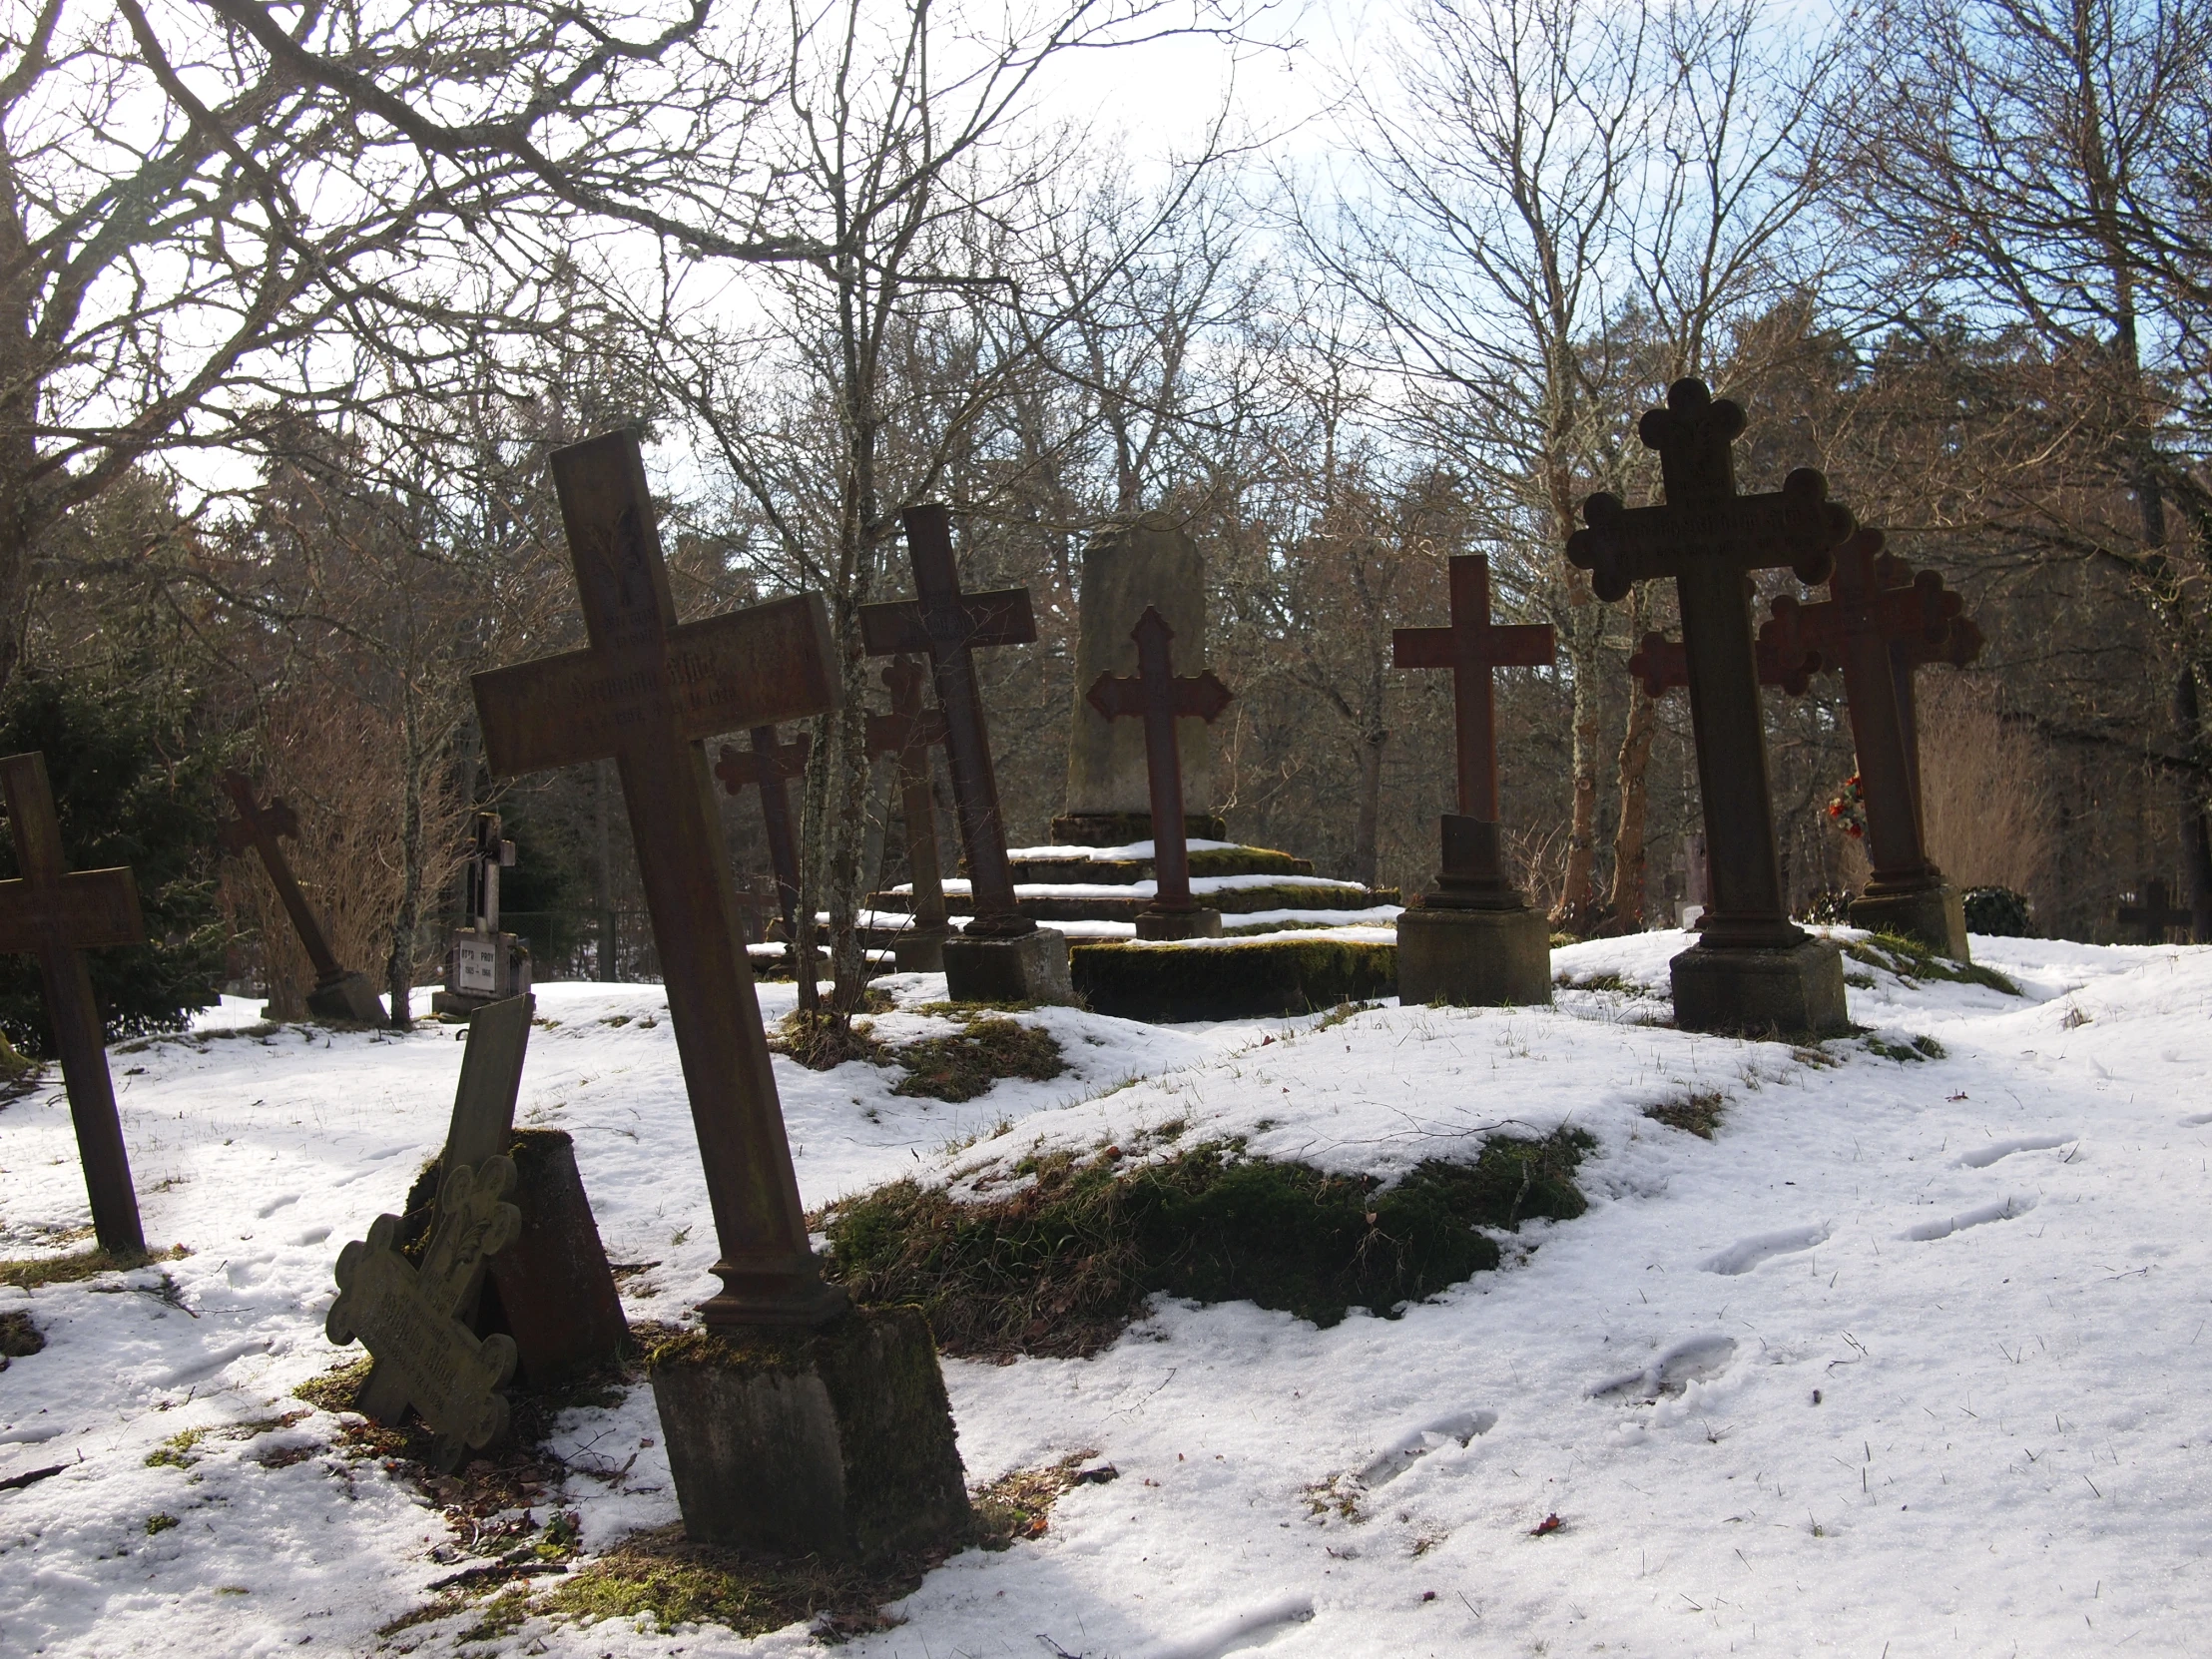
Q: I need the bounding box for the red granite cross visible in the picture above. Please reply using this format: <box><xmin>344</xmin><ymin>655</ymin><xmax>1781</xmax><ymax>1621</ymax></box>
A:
<box><xmin>865</xmin><ymin>657</ymin><xmax>949</xmax><ymax>936</ymax></box>
<box><xmin>1086</xmin><ymin>608</ymin><xmax>1233</xmax><ymax>914</ymax></box>
<box><xmin>0</xmin><ymin>752</ymin><xmax>146</xmax><ymax>1255</ymax></box>
<box><xmin>1567</xmin><ymin>378</ymin><xmax>1855</xmax><ymax>950</ymax></box>
<box><xmin>1392</xmin><ymin>556</ymin><xmax>1555</xmax><ymax>822</ymax></box>
<box><xmin>471</xmin><ymin>429</ymin><xmax>843</xmax><ymax>1329</ymax></box>
<box><xmin>859</xmin><ymin>506</ymin><xmax>1038</xmax><ymax>938</ymax></box>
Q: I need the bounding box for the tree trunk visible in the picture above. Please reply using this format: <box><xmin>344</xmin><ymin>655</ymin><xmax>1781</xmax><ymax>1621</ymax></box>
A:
<box><xmin>386</xmin><ymin>694</ymin><xmax>427</xmax><ymax>1028</ymax></box>
<box><xmin>1554</xmin><ymin>587</ymin><xmax>1605</xmax><ymax>931</ymax></box>
<box><xmin>1606</xmin><ymin>587</ymin><xmax>1659</xmax><ymax>929</ymax></box>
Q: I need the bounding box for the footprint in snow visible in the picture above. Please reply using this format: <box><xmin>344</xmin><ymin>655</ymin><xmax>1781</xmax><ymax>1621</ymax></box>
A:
<box><xmin>1590</xmin><ymin>1335</ymin><xmax>1736</xmax><ymax>1401</ymax></box>
<box><xmin>1701</xmin><ymin>1224</ymin><xmax>1830</xmax><ymax>1276</ymax></box>
<box><xmin>255</xmin><ymin>1192</ymin><xmax>300</xmax><ymax>1218</ymax></box>
<box><xmin>1359</xmin><ymin>1408</ymin><xmax>1497</xmax><ymax>1486</ymax></box>
<box><xmin>1953</xmin><ymin>1134</ymin><xmax>2076</xmax><ymax>1168</ymax></box>
<box><xmin>2182</xmin><ymin>1112</ymin><xmax>2212</xmax><ymax>1128</ymax></box>
<box><xmin>1902</xmin><ymin>1194</ymin><xmax>2036</xmax><ymax>1241</ymax></box>
<box><xmin>1135</xmin><ymin>1593</ymin><xmax>1315</xmax><ymax>1659</ymax></box>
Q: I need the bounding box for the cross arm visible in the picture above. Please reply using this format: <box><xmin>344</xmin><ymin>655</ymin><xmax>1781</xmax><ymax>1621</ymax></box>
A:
<box><xmin>865</xmin><ymin>709</ymin><xmax>947</xmax><ymax>758</ymax></box>
<box><xmin>715</xmin><ymin>732</ymin><xmax>812</xmax><ymax>795</ymax></box>
<box><xmin>1568</xmin><ymin>470</ymin><xmax>1854</xmax><ymax>603</ymax></box>
<box><xmin>1633</xmin><ymin>630</ymin><xmax>1821</xmax><ymax>697</ymax></box>
<box><xmin>858</xmin><ymin>589</ymin><xmax>1035</xmax><ymax>658</ymax></box>
<box><xmin>0</xmin><ymin>865</ymin><xmax>144</xmax><ymax>954</ymax></box>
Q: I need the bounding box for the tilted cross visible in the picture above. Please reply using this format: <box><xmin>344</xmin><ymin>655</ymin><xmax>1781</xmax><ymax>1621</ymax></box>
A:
<box><xmin>859</xmin><ymin>505</ymin><xmax>1038</xmax><ymax>938</ymax></box>
<box><xmin>1628</xmin><ymin>632</ymin><xmax>1820</xmax><ymax>698</ymax></box>
<box><xmin>1086</xmin><ymin>608</ymin><xmax>1233</xmax><ymax>914</ymax></box>
<box><xmin>714</xmin><ymin>727</ymin><xmax>811</xmax><ymax>946</ymax></box>
<box><xmin>2119</xmin><ymin>878</ymin><xmax>2190</xmax><ymax>944</ymax></box>
<box><xmin>221</xmin><ymin>773</ymin><xmax>349</xmax><ymax>990</ymax></box>
<box><xmin>865</xmin><ymin>656</ymin><xmax>950</xmax><ymax>935</ymax></box>
<box><xmin>1567</xmin><ymin>378</ymin><xmax>1855</xmax><ymax>950</ymax></box>
<box><xmin>471</xmin><ymin>429</ymin><xmax>843</xmax><ymax>1329</ymax></box>
<box><xmin>1760</xmin><ymin>528</ymin><xmax>1975</xmax><ymax>894</ymax></box>
<box><xmin>0</xmin><ymin>753</ymin><xmax>146</xmax><ymax>1255</ymax></box>
<box><xmin>1392</xmin><ymin>555</ymin><xmax>1554</xmax><ymax>899</ymax></box>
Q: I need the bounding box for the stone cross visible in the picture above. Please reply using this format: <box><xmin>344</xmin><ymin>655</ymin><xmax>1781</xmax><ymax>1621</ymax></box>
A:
<box><xmin>470</xmin><ymin>429</ymin><xmax>843</xmax><ymax>1328</ymax></box>
<box><xmin>859</xmin><ymin>505</ymin><xmax>1038</xmax><ymax>939</ymax></box>
<box><xmin>220</xmin><ymin>773</ymin><xmax>384</xmax><ymax>1023</ymax></box>
<box><xmin>0</xmin><ymin>752</ymin><xmax>146</xmax><ymax>1256</ymax></box>
<box><xmin>714</xmin><ymin>727</ymin><xmax>810</xmax><ymax>943</ymax></box>
<box><xmin>1086</xmin><ymin>607</ymin><xmax>1233</xmax><ymax>928</ymax></box>
<box><xmin>1393</xmin><ymin>555</ymin><xmax>1556</xmax><ymax>902</ymax></box>
<box><xmin>2119</xmin><ymin>878</ymin><xmax>2189</xmax><ymax>943</ymax></box>
<box><xmin>865</xmin><ymin>656</ymin><xmax>950</xmax><ymax>943</ymax></box>
<box><xmin>1567</xmin><ymin>378</ymin><xmax>1854</xmax><ymax>956</ymax></box>
<box><xmin>1628</xmin><ymin>631</ymin><xmax>1818</xmax><ymax>698</ymax></box>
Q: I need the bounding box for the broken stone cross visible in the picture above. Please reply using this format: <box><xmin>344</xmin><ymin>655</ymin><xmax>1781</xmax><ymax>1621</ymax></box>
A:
<box><xmin>0</xmin><ymin>752</ymin><xmax>146</xmax><ymax>1256</ymax></box>
<box><xmin>1762</xmin><ymin>528</ymin><xmax>1981</xmax><ymax>959</ymax></box>
<box><xmin>860</xmin><ymin>505</ymin><xmax>1072</xmax><ymax>1004</ymax></box>
<box><xmin>865</xmin><ymin>655</ymin><xmax>952</xmax><ymax>971</ymax></box>
<box><xmin>713</xmin><ymin>726</ymin><xmax>816</xmax><ymax>1007</ymax></box>
<box><xmin>219</xmin><ymin>773</ymin><xmax>385</xmax><ymax>1023</ymax></box>
<box><xmin>1086</xmin><ymin>606</ymin><xmax>1234</xmax><ymax>939</ymax></box>
<box><xmin>1389</xmin><ymin>555</ymin><xmax>1556</xmax><ymax>1005</ymax></box>
<box><xmin>1566</xmin><ymin>377</ymin><xmax>1857</xmax><ymax>1036</ymax></box>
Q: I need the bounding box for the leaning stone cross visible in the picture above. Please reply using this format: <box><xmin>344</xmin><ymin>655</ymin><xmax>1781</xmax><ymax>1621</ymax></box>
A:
<box><xmin>219</xmin><ymin>773</ymin><xmax>385</xmax><ymax>1023</ymax></box>
<box><xmin>0</xmin><ymin>752</ymin><xmax>146</xmax><ymax>1255</ymax></box>
<box><xmin>714</xmin><ymin>726</ymin><xmax>815</xmax><ymax>1006</ymax></box>
<box><xmin>1086</xmin><ymin>607</ymin><xmax>1233</xmax><ymax>937</ymax></box>
<box><xmin>1762</xmin><ymin>528</ymin><xmax>1980</xmax><ymax>956</ymax></box>
<box><xmin>471</xmin><ymin>429</ymin><xmax>843</xmax><ymax>1327</ymax></box>
<box><xmin>865</xmin><ymin>656</ymin><xmax>951</xmax><ymax>966</ymax></box>
<box><xmin>1566</xmin><ymin>377</ymin><xmax>1856</xmax><ymax>1035</ymax></box>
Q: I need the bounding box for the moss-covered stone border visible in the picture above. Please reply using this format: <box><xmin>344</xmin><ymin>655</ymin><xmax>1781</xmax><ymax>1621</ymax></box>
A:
<box><xmin>1072</xmin><ymin>936</ymin><xmax>1396</xmax><ymax>1021</ymax></box>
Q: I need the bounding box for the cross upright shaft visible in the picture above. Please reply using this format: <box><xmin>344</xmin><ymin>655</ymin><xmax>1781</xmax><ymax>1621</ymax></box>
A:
<box><xmin>715</xmin><ymin>728</ymin><xmax>811</xmax><ymax>939</ymax></box>
<box><xmin>1391</xmin><ymin>556</ymin><xmax>1554</xmax><ymax>823</ymax></box>
<box><xmin>471</xmin><ymin>430</ymin><xmax>842</xmax><ymax>1329</ymax></box>
<box><xmin>1086</xmin><ymin>607</ymin><xmax>1232</xmax><ymax>912</ymax></box>
<box><xmin>0</xmin><ymin>752</ymin><xmax>146</xmax><ymax>1255</ymax></box>
<box><xmin>866</xmin><ymin>657</ymin><xmax>949</xmax><ymax>933</ymax></box>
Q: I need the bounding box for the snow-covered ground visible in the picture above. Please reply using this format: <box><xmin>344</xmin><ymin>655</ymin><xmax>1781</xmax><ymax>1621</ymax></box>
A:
<box><xmin>4</xmin><ymin>929</ymin><xmax>2211</xmax><ymax>1656</ymax></box>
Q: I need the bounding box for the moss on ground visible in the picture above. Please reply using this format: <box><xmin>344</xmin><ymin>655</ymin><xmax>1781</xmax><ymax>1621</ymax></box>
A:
<box><xmin>890</xmin><ymin>1017</ymin><xmax>1065</xmax><ymax>1102</ymax></box>
<box><xmin>1644</xmin><ymin>1092</ymin><xmax>1727</xmax><ymax>1139</ymax></box>
<box><xmin>0</xmin><ymin>1308</ymin><xmax>43</xmax><ymax>1369</ymax></box>
<box><xmin>823</xmin><ymin>1128</ymin><xmax>1593</xmax><ymax>1359</ymax></box>
<box><xmin>0</xmin><ymin>1246</ymin><xmax>163</xmax><ymax>1289</ymax></box>
<box><xmin>1844</xmin><ymin>931</ymin><xmax>2019</xmax><ymax>996</ymax></box>
<box><xmin>535</xmin><ymin>1526</ymin><xmax>913</xmax><ymax>1640</ymax></box>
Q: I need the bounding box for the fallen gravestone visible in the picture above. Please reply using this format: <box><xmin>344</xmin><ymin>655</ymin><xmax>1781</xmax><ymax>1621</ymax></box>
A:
<box><xmin>0</xmin><ymin>752</ymin><xmax>147</xmax><ymax>1255</ymax></box>
<box><xmin>1567</xmin><ymin>377</ymin><xmax>1855</xmax><ymax>1037</ymax></box>
<box><xmin>1391</xmin><ymin>554</ymin><xmax>1556</xmax><ymax>1005</ymax></box>
<box><xmin>865</xmin><ymin>656</ymin><xmax>952</xmax><ymax>971</ymax></box>
<box><xmin>219</xmin><ymin>772</ymin><xmax>386</xmax><ymax>1023</ymax></box>
<box><xmin>432</xmin><ymin>812</ymin><xmax>532</xmax><ymax>1016</ymax></box>
<box><xmin>472</xmin><ymin>430</ymin><xmax>968</xmax><ymax>1558</ymax></box>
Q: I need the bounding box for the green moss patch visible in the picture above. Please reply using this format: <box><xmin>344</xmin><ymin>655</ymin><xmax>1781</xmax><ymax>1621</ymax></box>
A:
<box><xmin>824</xmin><ymin>1128</ymin><xmax>1592</xmax><ymax>1359</ymax></box>
<box><xmin>1844</xmin><ymin>932</ymin><xmax>2019</xmax><ymax>996</ymax></box>
<box><xmin>1072</xmin><ymin>937</ymin><xmax>1396</xmax><ymax>1022</ymax></box>
<box><xmin>535</xmin><ymin>1526</ymin><xmax>913</xmax><ymax>1640</ymax></box>
<box><xmin>0</xmin><ymin>1246</ymin><xmax>157</xmax><ymax>1289</ymax></box>
<box><xmin>890</xmin><ymin>1017</ymin><xmax>1065</xmax><ymax>1102</ymax></box>
<box><xmin>1644</xmin><ymin>1092</ymin><xmax>1727</xmax><ymax>1139</ymax></box>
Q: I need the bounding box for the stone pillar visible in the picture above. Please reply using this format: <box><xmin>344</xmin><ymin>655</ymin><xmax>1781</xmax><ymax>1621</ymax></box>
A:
<box><xmin>1054</xmin><ymin>514</ymin><xmax>1223</xmax><ymax>847</ymax></box>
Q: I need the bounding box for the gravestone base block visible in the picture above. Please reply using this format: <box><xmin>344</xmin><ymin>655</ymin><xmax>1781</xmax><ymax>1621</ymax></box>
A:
<box><xmin>649</xmin><ymin>1307</ymin><xmax>971</xmax><ymax>1561</ymax></box>
<box><xmin>481</xmin><ymin>1129</ymin><xmax>628</xmax><ymax>1389</ymax></box>
<box><xmin>1848</xmin><ymin>884</ymin><xmax>1969</xmax><ymax>963</ymax></box>
<box><xmin>1396</xmin><ymin>904</ymin><xmax>1552</xmax><ymax>1007</ymax></box>
<box><xmin>890</xmin><ymin>926</ymin><xmax>952</xmax><ymax>974</ymax></box>
<box><xmin>942</xmin><ymin>927</ymin><xmax>1074</xmax><ymax>1005</ymax></box>
<box><xmin>303</xmin><ymin>971</ymin><xmax>385</xmax><ymax>1025</ymax></box>
<box><xmin>1670</xmin><ymin>937</ymin><xmax>1850</xmax><ymax>1039</ymax></box>
<box><xmin>1134</xmin><ymin>907</ymin><xmax>1222</xmax><ymax>941</ymax></box>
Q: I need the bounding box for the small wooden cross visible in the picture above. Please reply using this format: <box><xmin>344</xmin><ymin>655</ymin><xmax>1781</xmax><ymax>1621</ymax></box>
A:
<box><xmin>1628</xmin><ymin>632</ymin><xmax>1819</xmax><ymax>698</ymax></box>
<box><xmin>1760</xmin><ymin>528</ymin><xmax>1977</xmax><ymax>894</ymax></box>
<box><xmin>1086</xmin><ymin>608</ymin><xmax>1233</xmax><ymax>915</ymax></box>
<box><xmin>1566</xmin><ymin>378</ymin><xmax>1855</xmax><ymax>950</ymax></box>
<box><xmin>859</xmin><ymin>505</ymin><xmax>1039</xmax><ymax>938</ymax></box>
<box><xmin>471</xmin><ymin>429</ymin><xmax>843</xmax><ymax>1329</ymax></box>
<box><xmin>220</xmin><ymin>772</ymin><xmax>383</xmax><ymax>1021</ymax></box>
<box><xmin>865</xmin><ymin>656</ymin><xmax>950</xmax><ymax>936</ymax></box>
<box><xmin>2119</xmin><ymin>878</ymin><xmax>2191</xmax><ymax>943</ymax></box>
<box><xmin>0</xmin><ymin>753</ymin><xmax>146</xmax><ymax>1255</ymax></box>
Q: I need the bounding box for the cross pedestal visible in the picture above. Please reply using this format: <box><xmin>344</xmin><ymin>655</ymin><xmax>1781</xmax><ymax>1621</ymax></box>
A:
<box><xmin>865</xmin><ymin>656</ymin><xmax>952</xmax><ymax>971</ymax></box>
<box><xmin>1087</xmin><ymin>607</ymin><xmax>1234</xmax><ymax>940</ymax></box>
<box><xmin>714</xmin><ymin>726</ymin><xmax>818</xmax><ymax>1007</ymax></box>
<box><xmin>1390</xmin><ymin>556</ymin><xmax>1556</xmax><ymax>1005</ymax></box>
<box><xmin>221</xmin><ymin>773</ymin><xmax>385</xmax><ymax>1023</ymax></box>
<box><xmin>472</xmin><ymin>430</ymin><xmax>966</xmax><ymax>1558</ymax></box>
<box><xmin>1568</xmin><ymin>378</ymin><xmax>1855</xmax><ymax>1037</ymax></box>
<box><xmin>1763</xmin><ymin>529</ymin><xmax>1979</xmax><ymax>959</ymax></box>
<box><xmin>861</xmin><ymin>505</ymin><xmax>1071</xmax><ymax>1004</ymax></box>
<box><xmin>0</xmin><ymin>753</ymin><xmax>147</xmax><ymax>1255</ymax></box>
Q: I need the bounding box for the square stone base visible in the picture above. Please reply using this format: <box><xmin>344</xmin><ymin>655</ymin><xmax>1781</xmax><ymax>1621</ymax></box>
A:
<box><xmin>1134</xmin><ymin>908</ymin><xmax>1223</xmax><ymax>941</ymax></box>
<box><xmin>1849</xmin><ymin>884</ymin><xmax>1969</xmax><ymax>962</ymax></box>
<box><xmin>943</xmin><ymin>927</ymin><xmax>1074</xmax><ymax>1004</ymax></box>
<box><xmin>890</xmin><ymin>926</ymin><xmax>951</xmax><ymax>973</ymax></box>
<box><xmin>303</xmin><ymin>971</ymin><xmax>385</xmax><ymax>1024</ymax></box>
<box><xmin>1395</xmin><ymin>905</ymin><xmax>1552</xmax><ymax>1007</ymax></box>
<box><xmin>649</xmin><ymin>1307</ymin><xmax>971</xmax><ymax>1560</ymax></box>
<box><xmin>1670</xmin><ymin>937</ymin><xmax>1850</xmax><ymax>1038</ymax></box>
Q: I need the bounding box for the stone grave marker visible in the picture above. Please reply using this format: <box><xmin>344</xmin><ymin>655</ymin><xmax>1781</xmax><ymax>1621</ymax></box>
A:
<box><xmin>1762</xmin><ymin>528</ymin><xmax>1981</xmax><ymax>957</ymax></box>
<box><xmin>2119</xmin><ymin>878</ymin><xmax>2189</xmax><ymax>943</ymax></box>
<box><xmin>1390</xmin><ymin>555</ymin><xmax>1556</xmax><ymax>1004</ymax></box>
<box><xmin>0</xmin><ymin>752</ymin><xmax>147</xmax><ymax>1255</ymax></box>
<box><xmin>219</xmin><ymin>772</ymin><xmax>386</xmax><ymax>1023</ymax></box>
<box><xmin>432</xmin><ymin>813</ymin><xmax>532</xmax><ymax>1015</ymax></box>
<box><xmin>714</xmin><ymin>726</ymin><xmax>817</xmax><ymax>1007</ymax></box>
<box><xmin>471</xmin><ymin>430</ymin><xmax>968</xmax><ymax>1558</ymax></box>
<box><xmin>1086</xmin><ymin>606</ymin><xmax>1234</xmax><ymax>939</ymax></box>
<box><xmin>860</xmin><ymin>504</ymin><xmax>1072</xmax><ymax>1004</ymax></box>
<box><xmin>865</xmin><ymin>655</ymin><xmax>952</xmax><ymax>971</ymax></box>
<box><xmin>1566</xmin><ymin>377</ymin><xmax>1856</xmax><ymax>1036</ymax></box>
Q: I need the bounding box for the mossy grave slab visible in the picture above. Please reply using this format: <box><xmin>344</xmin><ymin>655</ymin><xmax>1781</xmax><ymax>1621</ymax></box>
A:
<box><xmin>1071</xmin><ymin>935</ymin><xmax>1397</xmax><ymax>1021</ymax></box>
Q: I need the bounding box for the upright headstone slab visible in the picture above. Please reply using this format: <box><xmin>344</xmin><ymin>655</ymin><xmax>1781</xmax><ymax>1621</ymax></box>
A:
<box><xmin>220</xmin><ymin>773</ymin><xmax>386</xmax><ymax>1023</ymax></box>
<box><xmin>860</xmin><ymin>505</ymin><xmax>1072</xmax><ymax>1004</ymax></box>
<box><xmin>714</xmin><ymin>727</ymin><xmax>816</xmax><ymax>1005</ymax></box>
<box><xmin>433</xmin><ymin>813</ymin><xmax>531</xmax><ymax>1015</ymax></box>
<box><xmin>1056</xmin><ymin>513</ymin><xmax>1220</xmax><ymax>846</ymax></box>
<box><xmin>0</xmin><ymin>753</ymin><xmax>146</xmax><ymax>1255</ymax></box>
<box><xmin>1389</xmin><ymin>556</ymin><xmax>1556</xmax><ymax>1005</ymax></box>
<box><xmin>1762</xmin><ymin>528</ymin><xmax>1979</xmax><ymax>958</ymax></box>
<box><xmin>472</xmin><ymin>430</ymin><xmax>968</xmax><ymax>1560</ymax></box>
<box><xmin>1566</xmin><ymin>378</ymin><xmax>1855</xmax><ymax>1037</ymax></box>
<box><xmin>1086</xmin><ymin>607</ymin><xmax>1234</xmax><ymax>939</ymax></box>
<box><xmin>865</xmin><ymin>656</ymin><xmax>952</xmax><ymax>971</ymax></box>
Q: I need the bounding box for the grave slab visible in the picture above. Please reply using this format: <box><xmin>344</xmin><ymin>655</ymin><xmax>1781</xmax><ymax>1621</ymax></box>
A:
<box><xmin>1397</xmin><ymin>905</ymin><xmax>1551</xmax><ymax>1007</ymax></box>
